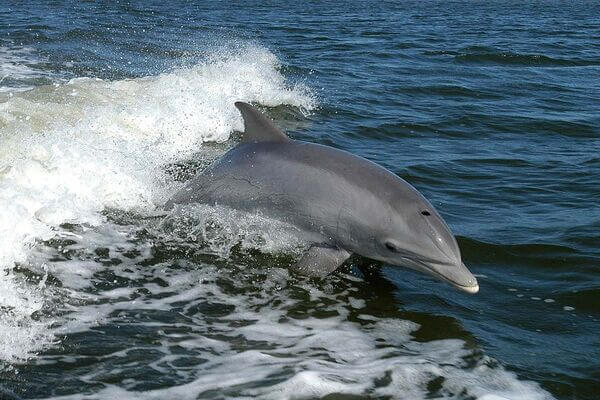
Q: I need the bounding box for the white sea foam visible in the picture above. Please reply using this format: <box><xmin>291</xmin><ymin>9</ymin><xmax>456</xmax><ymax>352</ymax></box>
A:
<box><xmin>0</xmin><ymin>44</ymin><xmax>314</xmax><ymax>364</ymax></box>
<box><xmin>0</xmin><ymin>44</ymin><xmax>56</xmax><ymax>93</ymax></box>
<box><xmin>21</xmin><ymin>221</ymin><xmax>552</xmax><ymax>400</ymax></box>
<box><xmin>0</xmin><ymin>43</ymin><xmax>554</xmax><ymax>400</ymax></box>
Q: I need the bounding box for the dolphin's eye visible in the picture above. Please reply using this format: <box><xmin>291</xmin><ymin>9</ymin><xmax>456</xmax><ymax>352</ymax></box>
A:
<box><xmin>421</xmin><ymin>210</ymin><xmax>431</xmax><ymax>216</ymax></box>
<box><xmin>385</xmin><ymin>242</ymin><xmax>398</xmax><ymax>252</ymax></box>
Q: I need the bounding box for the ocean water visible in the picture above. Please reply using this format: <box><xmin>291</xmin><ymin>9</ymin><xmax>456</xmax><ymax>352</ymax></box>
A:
<box><xmin>0</xmin><ymin>1</ymin><xmax>598</xmax><ymax>399</ymax></box>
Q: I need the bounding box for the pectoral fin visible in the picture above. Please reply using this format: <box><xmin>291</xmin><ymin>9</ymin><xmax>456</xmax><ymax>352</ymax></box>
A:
<box><xmin>293</xmin><ymin>245</ymin><xmax>351</xmax><ymax>277</ymax></box>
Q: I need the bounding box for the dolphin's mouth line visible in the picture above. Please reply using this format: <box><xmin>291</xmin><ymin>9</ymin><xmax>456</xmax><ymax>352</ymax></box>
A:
<box><xmin>393</xmin><ymin>249</ymin><xmax>455</xmax><ymax>267</ymax></box>
<box><xmin>400</xmin><ymin>257</ymin><xmax>479</xmax><ymax>294</ymax></box>
<box><xmin>426</xmin><ymin>267</ymin><xmax>479</xmax><ymax>293</ymax></box>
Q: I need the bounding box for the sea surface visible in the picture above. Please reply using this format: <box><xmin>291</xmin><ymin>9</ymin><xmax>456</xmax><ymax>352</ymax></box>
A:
<box><xmin>1</xmin><ymin>1</ymin><xmax>599</xmax><ymax>399</ymax></box>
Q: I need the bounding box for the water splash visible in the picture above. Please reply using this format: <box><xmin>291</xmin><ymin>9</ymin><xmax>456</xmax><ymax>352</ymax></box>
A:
<box><xmin>0</xmin><ymin>43</ymin><xmax>315</xmax><ymax>363</ymax></box>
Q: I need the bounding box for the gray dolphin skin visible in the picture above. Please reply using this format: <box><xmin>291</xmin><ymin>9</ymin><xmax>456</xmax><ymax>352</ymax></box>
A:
<box><xmin>165</xmin><ymin>102</ymin><xmax>479</xmax><ymax>294</ymax></box>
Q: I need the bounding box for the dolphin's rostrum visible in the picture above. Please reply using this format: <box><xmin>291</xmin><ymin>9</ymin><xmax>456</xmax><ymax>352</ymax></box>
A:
<box><xmin>166</xmin><ymin>102</ymin><xmax>479</xmax><ymax>294</ymax></box>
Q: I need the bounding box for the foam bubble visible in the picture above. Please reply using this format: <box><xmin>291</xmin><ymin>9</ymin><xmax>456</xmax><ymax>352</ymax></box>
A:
<box><xmin>0</xmin><ymin>271</ymin><xmax>55</xmax><ymax>362</ymax></box>
<box><xmin>0</xmin><ymin>44</ymin><xmax>57</xmax><ymax>93</ymax></box>
<box><xmin>0</xmin><ymin>42</ymin><xmax>554</xmax><ymax>400</ymax></box>
<box><xmin>6</xmin><ymin>214</ymin><xmax>553</xmax><ymax>400</ymax></box>
<box><xmin>160</xmin><ymin>203</ymin><xmax>308</xmax><ymax>258</ymax></box>
<box><xmin>0</xmin><ymin>43</ymin><xmax>314</xmax><ymax>363</ymax></box>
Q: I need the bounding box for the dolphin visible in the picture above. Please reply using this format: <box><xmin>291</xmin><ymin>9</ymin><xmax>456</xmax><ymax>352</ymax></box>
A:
<box><xmin>165</xmin><ymin>102</ymin><xmax>479</xmax><ymax>293</ymax></box>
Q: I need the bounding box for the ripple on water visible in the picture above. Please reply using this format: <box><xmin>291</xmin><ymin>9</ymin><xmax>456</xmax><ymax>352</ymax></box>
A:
<box><xmin>2</xmin><ymin>213</ymin><xmax>555</xmax><ymax>400</ymax></box>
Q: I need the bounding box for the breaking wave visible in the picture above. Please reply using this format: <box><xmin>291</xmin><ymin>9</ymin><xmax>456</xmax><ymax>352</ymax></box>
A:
<box><xmin>0</xmin><ymin>43</ymin><xmax>315</xmax><ymax>363</ymax></box>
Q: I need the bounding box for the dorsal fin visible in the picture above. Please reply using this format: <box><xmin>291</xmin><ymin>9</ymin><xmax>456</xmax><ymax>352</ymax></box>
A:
<box><xmin>234</xmin><ymin>102</ymin><xmax>289</xmax><ymax>143</ymax></box>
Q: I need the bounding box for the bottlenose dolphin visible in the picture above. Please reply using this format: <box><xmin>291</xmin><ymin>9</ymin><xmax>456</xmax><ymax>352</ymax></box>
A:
<box><xmin>166</xmin><ymin>102</ymin><xmax>479</xmax><ymax>293</ymax></box>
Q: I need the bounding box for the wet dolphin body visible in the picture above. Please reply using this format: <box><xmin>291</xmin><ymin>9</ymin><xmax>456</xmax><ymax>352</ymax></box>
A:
<box><xmin>166</xmin><ymin>102</ymin><xmax>479</xmax><ymax>293</ymax></box>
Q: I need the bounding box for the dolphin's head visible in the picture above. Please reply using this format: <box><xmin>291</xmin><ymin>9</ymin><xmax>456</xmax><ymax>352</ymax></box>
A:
<box><xmin>370</xmin><ymin>186</ymin><xmax>479</xmax><ymax>294</ymax></box>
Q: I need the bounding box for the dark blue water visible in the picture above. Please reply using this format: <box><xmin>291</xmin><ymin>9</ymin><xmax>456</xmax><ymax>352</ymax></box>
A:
<box><xmin>1</xmin><ymin>1</ymin><xmax>599</xmax><ymax>399</ymax></box>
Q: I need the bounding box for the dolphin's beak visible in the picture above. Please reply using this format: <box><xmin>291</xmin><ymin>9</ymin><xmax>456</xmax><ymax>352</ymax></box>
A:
<box><xmin>424</xmin><ymin>261</ymin><xmax>479</xmax><ymax>294</ymax></box>
<box><xmin>402</xmin><ymin>258</ymin><xmax>479</xmax><ymax>294</ymax></box>
<box><xmin>449</xmin><ymin>265</ymin><xmax>479</xmax><ymax>293</ymax></box>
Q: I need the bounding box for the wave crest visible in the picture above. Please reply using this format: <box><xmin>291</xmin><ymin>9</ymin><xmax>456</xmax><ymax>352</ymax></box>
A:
<box><xmin>0</xmin><ymin>43</ymin><xmax>315</xmax><ymax>362</ymax></box>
